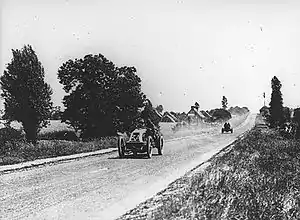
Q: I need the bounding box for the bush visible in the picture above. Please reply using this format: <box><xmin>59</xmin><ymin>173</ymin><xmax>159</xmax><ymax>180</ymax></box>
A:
<box><xmin>260</xmin><ymin>106</ymin><xmax>270</xmax><ymax>118</ymax></box>
<box><xmin>0</xmin><ymin>127</ymin><xmax>24</xmax><ymax>140</ymax></box>
<box><xmin>0</xmin><ymin>136</ymin><xmax>118</xmax><ymax>165</ymax></box>
<box><xmin>38</xmin><ymin>130</ymin><xmax>79</xmax><ymax>141</ymax></box>
<box><xmin>209</xmin><ymin>108</ymin><xmax>232</xmax><ymax>121</ymax></box>
<box><xmin>0</xmin><ymin>127</ymin><xmax>24</xmax><ymax>155</ymax></box>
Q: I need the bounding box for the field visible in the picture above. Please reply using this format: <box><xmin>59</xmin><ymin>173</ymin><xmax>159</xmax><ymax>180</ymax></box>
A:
<box><xmin>118</xmin><ymin>115</ymin><xmax>300</xmax><ymax>220</ymax></box>
<box><xmin>0</xmin><ymin>120</ymin><xmax>74</xmax><ymax>134</ymax></box>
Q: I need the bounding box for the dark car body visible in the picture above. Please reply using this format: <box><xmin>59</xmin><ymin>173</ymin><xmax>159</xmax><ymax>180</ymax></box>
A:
<box><xmin>118</xmin><ymin>128</ymin><xmax>163</xmax><ymax>158</ymax></box>
<box><xmin>222</xmin><ymin>123</ymin><xmax>233</xmax><ymax>133</ymax></box>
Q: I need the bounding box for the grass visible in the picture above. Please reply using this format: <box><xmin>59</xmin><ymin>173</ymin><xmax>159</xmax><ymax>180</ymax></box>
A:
<box><xmin>118</xmin><ymin>115</ymin><xmax>300</xmax><ymax>220</ymax></box>
<box><xmin>0</xmin><ymin>137</ymin><xmax>117</xmax><ymax>165</ymax></box>
<box><xmin>0</xmin><ymin>121</ymin><xmax>117</xmax><ymax>165</ymax></box>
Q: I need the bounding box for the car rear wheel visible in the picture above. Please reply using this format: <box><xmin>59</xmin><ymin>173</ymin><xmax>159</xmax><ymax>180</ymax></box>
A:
<box><xmin>118</xmin><ymin>136</ymin><xmax>125</xmax><ymax>158</ymax></box>
<box><xmin>146</xmin><ymin>136</ymin><xmax>153</xmax><ymax>158</ymax></box>
<box><xmin>157</xmin><ymin>136</ymin><xmax>164</xmax><ymax>155</ymax></box>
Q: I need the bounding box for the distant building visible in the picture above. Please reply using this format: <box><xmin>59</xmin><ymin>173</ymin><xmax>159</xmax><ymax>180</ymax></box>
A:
<box><xmin>187</xmin><ymin>106</ymin><xmax>206</xmax><ymax>124</ymax></box>
<box><xmin>154</xmin><ymin>109</ymin><xmax>163</xmax><ymax>121</ymax></box>
<box><xmin>161</xmin><ymin>111</ymin><xmax>178</xmax><ymax>123</ymax></box>
<box><xmin>177</xmin><ymin>112</ymin><xmax>188</xmax><ymax>122</ymax></box>
<box><xmin>200</xmin><ymin>110</ymin><xmax>213</xmax><ymax>121</ymax></box>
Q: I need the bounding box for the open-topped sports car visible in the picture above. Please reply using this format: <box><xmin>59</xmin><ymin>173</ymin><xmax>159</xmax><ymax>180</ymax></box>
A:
<box><xmin>117</xmin><ymin>128</ymin><xmax>164</xmax><ymax>159</ymax></box>
<box><xmin>222</xmin><ymin>122</ymin><xmax>233</xmax><ymax>133</ymax></box>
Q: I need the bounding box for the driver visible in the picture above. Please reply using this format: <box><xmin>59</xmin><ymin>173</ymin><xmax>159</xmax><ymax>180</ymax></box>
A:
<box><xmin>224</xmin><ymin>122</ymin><xmax>231</xmax><ymax>129</ymax></box>
<box><xmin>141</xmin><ymin>102</ymin><xmax>159</xmax><ymax>138</ymax></box>
<box><xmin>145</xmin><ymin>118</ymin><xmax>156</xmax><ymax>135</ymax></box>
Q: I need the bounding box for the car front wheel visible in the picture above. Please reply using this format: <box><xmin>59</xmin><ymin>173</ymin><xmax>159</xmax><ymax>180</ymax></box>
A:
<box><xmin>146</xmin><ymin>136</ymin><xmax>153</xmax><ymax>158</ymax></box>
<box><xmin>157</xmin><ymin>136</ymin><xmax>164</xmax><ymax>155</ymax></box>
<box><xmin>118</xmin><ymin>136</ymin><xmax>125</xmax><ymax>158</ymax></box>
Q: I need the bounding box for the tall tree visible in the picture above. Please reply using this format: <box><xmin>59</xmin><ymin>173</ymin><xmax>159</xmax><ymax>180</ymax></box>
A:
<box><xmin>0</xmin><ymin>45</ymin><xmax>53</xmax><ymax>142</ymax></box>
<box><xmin>293</xmin><ymin>108</ymin><xmax>300</xmax><ymax>138</ymax></box>
<box><xmin>58</xmin><ymin>54</ymin><xmax>145</xmax><ymax>138</ymax></box>
<box><xmin>283</xmin><ymin>106</ymin><xmax>291</xmax><ymax>123</ymax></box>
<box><xmin>222</xmin><ymin>96</ymin><xmax>228</xmax><ymax>109</ymax></box>
<box><xmin>269</xmin><ymin>76</ymin><xmax>284</xmax><ymax>127</ymax></box>
<box><xmin>114</xmin><ymin>66</ymin><xmax>146</xmax><ymax>133</ymax></box>
<box><xmin>155</xmin><ymin>104</ymin><xmax>164</xmax><ymax>113</ymax></box>
<box><xmin>51</xmin><ymin>106</ymin><xmax>62</xmax><ymax>120</ymax></box>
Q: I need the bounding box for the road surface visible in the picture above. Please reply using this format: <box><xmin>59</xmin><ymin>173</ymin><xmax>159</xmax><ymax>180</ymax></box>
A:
<box><xmin>0</xmin><ymin>114</ymin><xmax>256</xmax><ymax>220</ymax></box>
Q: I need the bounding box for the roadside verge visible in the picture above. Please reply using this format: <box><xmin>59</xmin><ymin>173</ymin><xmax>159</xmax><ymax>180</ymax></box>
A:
<box><xmin>0</xmin><ymin>148</ymin><xmax>117</xmax><ymax>174</ymax></box>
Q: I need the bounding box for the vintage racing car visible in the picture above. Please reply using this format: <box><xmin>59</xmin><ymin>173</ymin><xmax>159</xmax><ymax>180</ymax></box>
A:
<box><xmin>222</xmin><ymin>122</ymin><xmax>233</xmax><ymax>133</ymax></box>
<box><xmin>117</xmin><ymin>128</ymin><xmax>164</xmax><ymax>158</ymax></box>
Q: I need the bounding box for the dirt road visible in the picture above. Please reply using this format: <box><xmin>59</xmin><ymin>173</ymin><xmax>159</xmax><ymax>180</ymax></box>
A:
<box><xmin>0</xmin><ymin>114</ymin><xmax>256</xmax><ymax>220</ymax></box>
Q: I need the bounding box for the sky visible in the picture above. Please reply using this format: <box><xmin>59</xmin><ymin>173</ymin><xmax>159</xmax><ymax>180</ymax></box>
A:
<box><xmin>1</xmin><ymin>0</ymin><xmax>300</xmax><ymax>113</ymax></box>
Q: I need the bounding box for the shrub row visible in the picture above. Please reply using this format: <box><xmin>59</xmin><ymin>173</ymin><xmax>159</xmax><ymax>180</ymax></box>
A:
<box><xmin>0</xmin><ymin>127</ymin><xmax>117</xmax><ymax>165</ymax></box>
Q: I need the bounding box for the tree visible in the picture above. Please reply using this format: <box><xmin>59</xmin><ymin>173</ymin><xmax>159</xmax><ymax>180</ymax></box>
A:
<box><xmin>283</xmin><ymin>106</ymin><xmax>291</xmax><ymax>123</ymax></box>
<box><xmin>222</xmin><ymin>96</ymin><xmax>228</xmax><ymax>109</ymax></box>
<box><xmin>209</xmin><ymin>108</ymin><xmax>231</xmax><ymax>121</ymax></box>
<box><xmin>259</xmin><ymin>106</ymin><xmax>270</xmax><ymax>119</ymax></box>
<box><xmin>114</xmin><ymin>66</ymin><xmax>146</xmax><ymax>133</ymax></box>
<box><xmin>293</xmin><ymin>108</ymin><xmax>300</xmax><ymax>138</ymax></box>
<box><xmin>269</xmin><ymin>76</ymin><xmax>284</xmax><ymax>128</ymax></box>
<box><xmin>155</xmin><ymin>104</ymin><xmax>164</xmax><ymax>113</ymax></box>
<box><xmin>0</xmin><ymin>45</ymin><xmax>53</xmax><ymax>142</ymax></box>
<box><xmin>58</xmin><ymin>53</ymin><xmax>145</xmax><ymax>138</ymax></box>
<box><xmin>51</xmin><ymin>106</ymin><xmax>62</xmax><ymax>120</ymax></box>
<box><xmin>0</xmin><ymin>109</ymin><xmax>4</xmax><ymax>119</ymax></box>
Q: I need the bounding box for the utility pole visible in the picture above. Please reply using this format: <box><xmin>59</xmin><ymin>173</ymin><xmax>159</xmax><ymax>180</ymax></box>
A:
<box><xmin>263</xmin><ymin>92</ymin><xmax>266</xmax><ymax>106</ymax></box>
